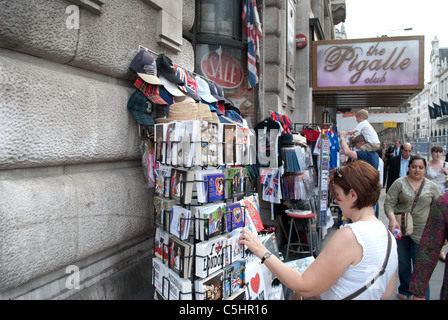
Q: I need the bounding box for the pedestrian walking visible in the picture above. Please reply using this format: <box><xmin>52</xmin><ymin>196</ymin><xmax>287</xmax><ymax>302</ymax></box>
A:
<box><xmin>386</xmin><ymin>142</ymin><xmax>413</xmax><ymax>192</ymax></box>
<box><xmin>384</xmin><ymin>156</ymin><xmax>440</xmax><ymax>299</ymax></box>
<box><xmin>409</xmin><ymin>191</ymin><xmax>448</xmax><ymax>300</ymax></box>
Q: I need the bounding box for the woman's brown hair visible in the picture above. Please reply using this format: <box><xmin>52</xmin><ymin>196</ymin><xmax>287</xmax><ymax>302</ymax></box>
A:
<box><xmin>431</xmin><ymin>145</ymin><xmax>443</xmax><ymax>153</ymax></box>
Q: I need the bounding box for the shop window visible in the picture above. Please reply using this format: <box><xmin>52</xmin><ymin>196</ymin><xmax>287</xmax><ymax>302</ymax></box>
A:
<box><xmin>185</xmin><ymin>1</ymin><xmax>258</xmax><ymax>127</ymax></box>
<box><xmin>198</xmin><ymin>0</ymin><xmax>242</xmax><ymax>39</ymax></box>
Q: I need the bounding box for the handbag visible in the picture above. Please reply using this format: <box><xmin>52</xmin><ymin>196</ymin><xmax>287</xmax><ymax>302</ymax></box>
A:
<box><xmin>342</xmin><ymin>225</ymin><xmax>392</xmax><ymax>300</ymax></box>
<box><xmin>395</xmin><ymin>180</ymin><xmax>425</xmax><ymax>236</ymax></box>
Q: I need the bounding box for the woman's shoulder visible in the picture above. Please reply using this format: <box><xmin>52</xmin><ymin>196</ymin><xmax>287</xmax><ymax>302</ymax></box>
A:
<box><xmin>327</xmin><ymin>225</ymin><xmax>364</xmax><ymax>265</ymax></box>
<box><xmin>391</xmin><ymin>176</ymin><xmax>407</xmax><ymax>187</ymax></box>
<box><xmin>337</xmin><ymin>221</ymin><xmax>383</xmax><ymax>244</ymax></box>
<box><xmin>329</xmin><ymin>225</ymin><xmax>359</xmax><ymax>249</ymax></box>
<box><xmin>424</xmin><ymin>177</ymin><xmax>439</xmax><ymax>189</ymax></box>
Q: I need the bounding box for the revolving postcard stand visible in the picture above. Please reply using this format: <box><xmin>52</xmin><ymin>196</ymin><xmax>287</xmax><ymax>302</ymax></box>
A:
<box><xmin>152</xmin><ymin>129</ymin><xmax>257</xmax><ymax>300</ymax></box>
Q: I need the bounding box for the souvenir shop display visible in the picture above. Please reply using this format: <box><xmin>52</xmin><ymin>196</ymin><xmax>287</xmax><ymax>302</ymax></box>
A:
<box><xmin>127</xmin><ymin>47</ymin><xmax>288</xmax><ymax>300</ymax></box>
<box><xmin>279</xmin><ymin>131</ymin><xmax>320</xmax><ymax>257</ymax></box>
<box><xmin>253</xmin><ymin>115</ymin><xmax>321</xmax><ymax>260</ymax></box>
<box><xmin>254</xmin><ymin>115</ymin><xmax>341</xmax><ymax>260</ymax></box>
<box><xmin>311</xmin><ymin>123</ymin><xmax>339</xmax><ymax>237</ymax></box>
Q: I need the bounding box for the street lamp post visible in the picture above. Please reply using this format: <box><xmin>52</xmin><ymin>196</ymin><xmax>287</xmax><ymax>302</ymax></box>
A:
<box><xmin>380</xmin><ymin>27</ymin><xmax>413</xmax><ymax>37</ymax></box>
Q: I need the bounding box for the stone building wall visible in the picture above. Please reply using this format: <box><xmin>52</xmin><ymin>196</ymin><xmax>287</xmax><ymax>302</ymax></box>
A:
<box><xmin>0</xmin><ymin>0</ymin><xmax>195</xmax><ymax>299</ymax></box>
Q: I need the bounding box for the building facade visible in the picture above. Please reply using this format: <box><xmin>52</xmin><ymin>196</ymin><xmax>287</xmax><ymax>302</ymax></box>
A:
<box><xmin>0</xmin><ymin>0</ymin><xmax>344</xmax><ymax>299</ymax></box>
<box><xmin>408</xmin><ymin>36</ymin><xmax>448</xmax><ymax>149</ymax></box>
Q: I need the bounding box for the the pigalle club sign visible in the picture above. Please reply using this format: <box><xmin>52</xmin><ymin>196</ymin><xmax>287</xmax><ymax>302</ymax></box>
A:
<box><xmin>312</xmin><ymin>36</ymin><xmax>424</xmax><ymax>91</ymax></box>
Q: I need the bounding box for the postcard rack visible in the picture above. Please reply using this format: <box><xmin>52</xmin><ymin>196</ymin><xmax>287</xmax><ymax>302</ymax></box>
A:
<box><xmin>152</xmin><ymin>195</ymin><xmax>251</xmax><ymax>300</ymax></box>
<box><xmin>152</xmin><ymin>161</ymin><xmax>260</xmax><ymax>300</ymax></box>
<box><xmin>151</xmin><ymin>119</ymin><xmax>266</xmax><ymax>300</ymax></box>
<box><xmin>155</xmin><ymin>139</ymin><xmax>251</xmax><ymax>168</ymax></box>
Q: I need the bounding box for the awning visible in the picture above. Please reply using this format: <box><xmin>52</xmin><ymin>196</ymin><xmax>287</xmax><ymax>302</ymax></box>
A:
<box><xmin>313</xmin><ymin>90</ymin><xmax>418</xmax><ymax>112</ymax></box>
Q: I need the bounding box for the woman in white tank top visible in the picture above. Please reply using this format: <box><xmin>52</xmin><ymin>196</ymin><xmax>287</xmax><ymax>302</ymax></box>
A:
<box><xmin>240</xmin><ymin>161</ymin><xmax>398</xmax><ymax>300</ymax></box>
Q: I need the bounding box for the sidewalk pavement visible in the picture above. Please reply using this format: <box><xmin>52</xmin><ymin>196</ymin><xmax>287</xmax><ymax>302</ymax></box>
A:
<box><xmin>320</xmin><ymin>187</ymin><xmax>445</xmax><ymax>300</ymax></box>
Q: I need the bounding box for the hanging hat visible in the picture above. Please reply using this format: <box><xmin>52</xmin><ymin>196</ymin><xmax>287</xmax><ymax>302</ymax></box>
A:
<box><xmin>134</xmin><ymin>78</ymin><xmax>168</xmax><ymax>106</ymax></box>
<box><xmin>165</xmin><ymin>101</ymin><xmax>199</xmax><ymax>121</ymax></box>
<box><xmin>225</xmin><ymin>109</ymin><xmax>244</xmax><ymax>124</ymax></box>
<box><xmin>280</xmin><ymin>133</ymin><xmax>295</xmax><ymax>147</ymax></box>
<box><xmin>175</xmin><ymin>66</ymin><xmax>201</xmax><ymax>101</ymax></box>
<box><xmin>159</xmin><ymin>74</ymin><xmax>186</xmax><ymax>101</ymax></box>
<box><xmin>196</xmin><ymin>76</ymin><xmax>218</xmax><ymax>103</ymax></box>
<box><xmin>158</xmin><ymin>85</ymin><xmax>174</xmax><ymax>107</ymax></box>
<box><xmin>156</xmin><ymin>54</ymin><xmax>184</xmax><ymax>85</ymax></box>
<box><xmin>127</xmin><ymin>90</ymin><xmax>154</xmax><ymax>125</ymax></box>
<box><xmin>129</xmin><ymin>50</ymin><xmax>163</xmax><ymax>86</ymax></box>
<box><xmin>206</xmin><ymin>79</ymin><xmax>225</xmax><ymax>103</ymax></box>
<box><xmin>202</xmin><ymin>101</ymin><xmax>223</xmax><ymax>116</ymax></box>
<box><xmin>215</xmin><ymin>83</ymin><xmax>232</xmax><ymax>106</ymax></box>
<box><xmin>155</xmin><ymin>101</ymin><xmax>212</xmax><ymax>122</ymax></box>
<box><xmin>292</xmin><ymin>133</ymin><xmax>307</xmax><ymax>146</ymax></box>
<box><xmin>224</xmin><ymin>103</ymin><xmax>241</xmax><ymax>115</ymax></box>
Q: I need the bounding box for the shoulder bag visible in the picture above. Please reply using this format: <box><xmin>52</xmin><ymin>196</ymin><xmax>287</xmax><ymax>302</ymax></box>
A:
<box><xmin>342</xmin><ymin>225</ymin><xmax>392</xmax><ymax>300</ymax></box>
<box><xmin>394</xmin><ymin>179</ymin><xmax>425</xmax><ymax>236</ymax></box>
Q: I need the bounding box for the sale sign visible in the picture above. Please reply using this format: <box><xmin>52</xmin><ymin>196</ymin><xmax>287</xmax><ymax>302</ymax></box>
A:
<box><xmin>201</xmin><ymin>51</ymin><xmax>244</xmax><ymax>89</ymax></box>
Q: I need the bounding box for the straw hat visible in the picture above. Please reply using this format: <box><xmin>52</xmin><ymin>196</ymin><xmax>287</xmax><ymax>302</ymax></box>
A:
<box><xmin>155</xmin><ymin>101</ymin><xmax>213</xmax><ymax>122</ymax></box>
<box><xmin>197</xmin><ymin>102</ymin><xmax>213</xmax><ymax>121</ymax></box>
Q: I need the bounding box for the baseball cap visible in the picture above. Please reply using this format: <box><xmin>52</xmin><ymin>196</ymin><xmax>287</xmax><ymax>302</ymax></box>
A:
<box><xmin>175</xmin><ymin>66</ymin><xmax>201</xmax><ymax>101</ymax></box>
<box><xmin>202</xmin><ymin>101</ymin><xmax>223</xmax><ymax>116</ymax></box>
<box><xmin>206</xmin><ymin>79</ymin><xmax>225</xmax><ymax>103</ymax></box>
<box><xmin>129</xmin><ymin>50</ymin><xmax>163</xmax><ymax>86</ymax></box>
<box><xmin>225</xmin><ymin>109</ymin><xmax>244</xmax><ymax>124</ymax></box>
<box><xmin>225</xmin><ymin>104</ymin><xmax>241</xmax><ymax>115</ymax></box>
<box><xmin>134</xmin><ymin>78</ymin><xmax>168</xmax><ymax>107</ymax></box>
<box><xmin>196</xmin><ymin>76</ymin><xmax>218</xmax><ymax>103</ymax></box>
<box><xmin>127</xmin><ymin>90</ymin><xmax>154</xmax><ymax>125</ymax></box>
<box><xmin>156</xmin><ymin>54</ymin><xmax>184</xmax><ymax>85</ymax></box>
<box><xmin>159</xmin><ymin>74</ymin><xmax>187</xmax><ymax>100</ymax></box>
<box><xmin>215</xmin><ymin>83</ymin><xmax>232</xmax><ymax>106</ymax></box>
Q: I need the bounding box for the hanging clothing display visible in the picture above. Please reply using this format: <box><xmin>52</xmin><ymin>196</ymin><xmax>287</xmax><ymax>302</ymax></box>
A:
<box><xmin>313</xmin><ymin>125</ymin><xmax>340</xmax><ymax>171</ymax></box>
<box><xmin>270</xmin><ymin>111</ymin><xmax>293</xmax><ymax>134</ymax></box>
<box><xmin>254</xmin><ymin>117</ymin><xmax>282</xmax><ymax>168</ymax></box>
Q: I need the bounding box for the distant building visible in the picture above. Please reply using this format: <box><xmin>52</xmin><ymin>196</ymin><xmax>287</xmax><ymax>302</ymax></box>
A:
<box><xmin>407</xmin><ymin>36</ymin><xmax>448</xmax><ymax>147</ymax></box>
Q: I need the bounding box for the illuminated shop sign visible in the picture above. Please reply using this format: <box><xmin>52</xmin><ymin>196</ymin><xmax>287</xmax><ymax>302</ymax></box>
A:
<box><xmin>312</xmin><ymin>36</ymin><xmax>424</xmax><ymax>91</ymax></box>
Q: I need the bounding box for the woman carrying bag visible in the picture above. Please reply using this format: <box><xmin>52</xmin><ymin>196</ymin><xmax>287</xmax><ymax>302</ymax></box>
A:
<box><xmin>384</xmin><ymin>155</ymin><xmax>440</xmax><ymax>299</ymax></box>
